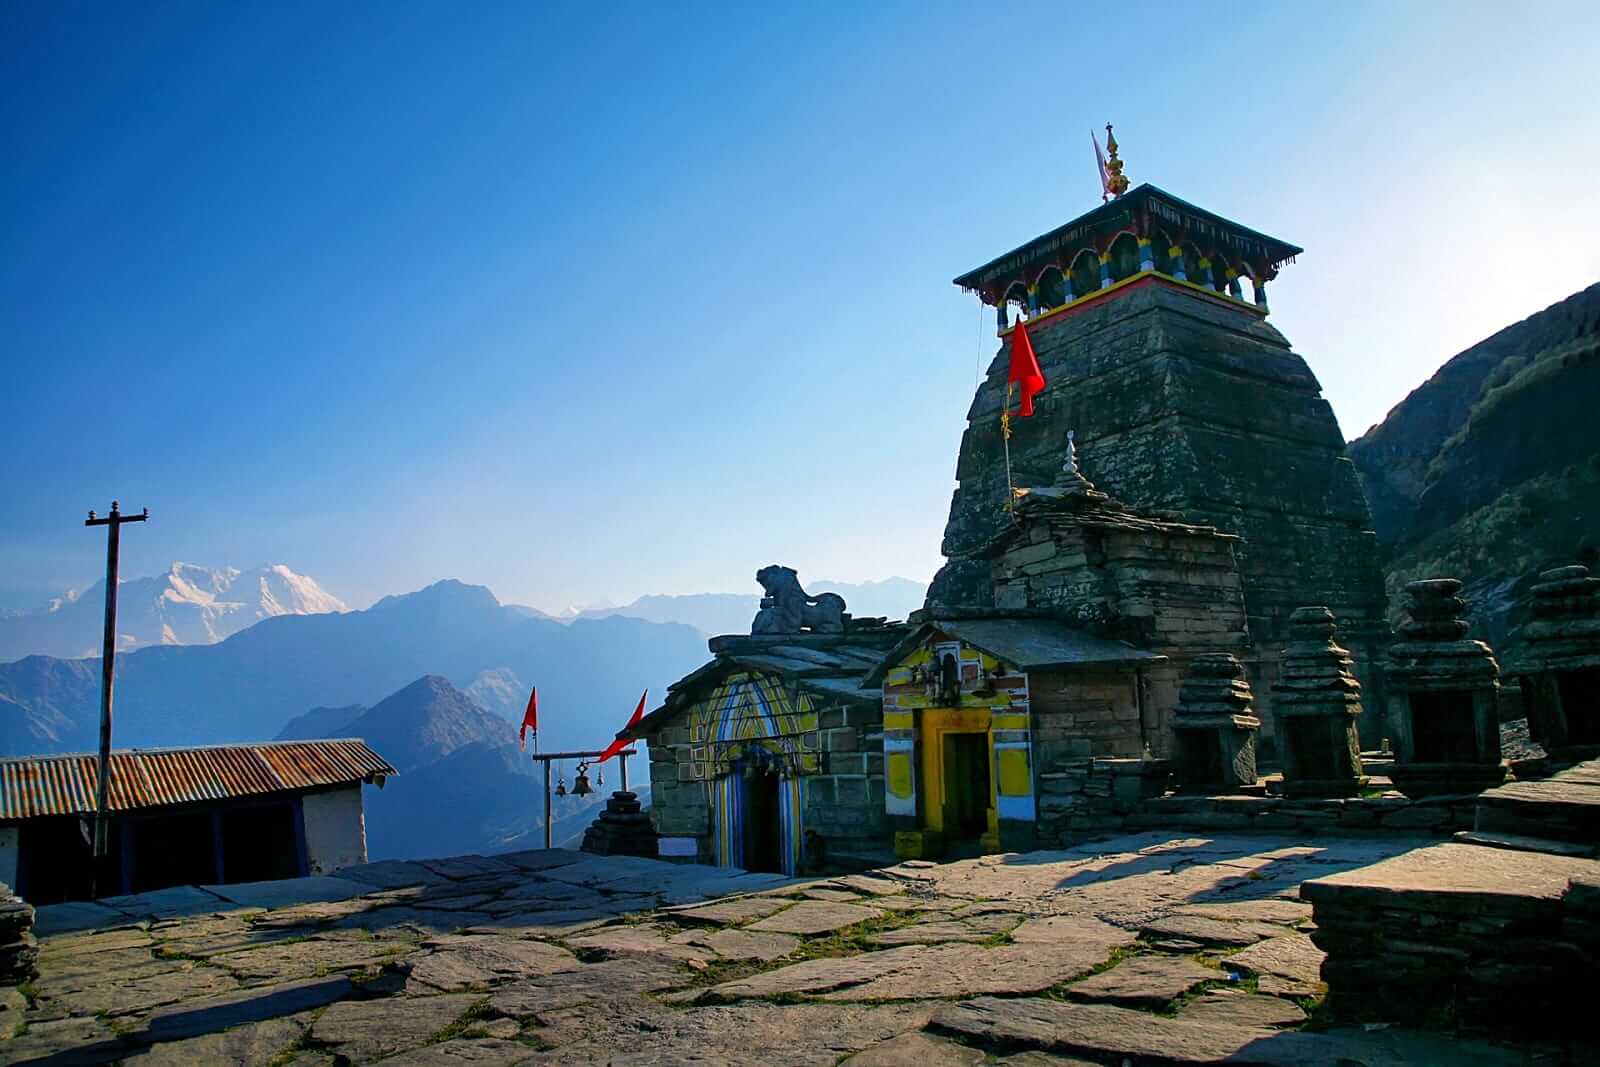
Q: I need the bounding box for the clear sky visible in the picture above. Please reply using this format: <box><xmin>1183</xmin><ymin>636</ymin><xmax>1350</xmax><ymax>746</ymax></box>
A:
<box><xmin>4</xmin><ymin>1</ymin><xmax>1598</xmax><ymax>613</ymax></box>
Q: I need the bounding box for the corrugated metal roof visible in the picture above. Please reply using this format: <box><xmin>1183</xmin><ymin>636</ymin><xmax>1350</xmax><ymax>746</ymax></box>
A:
<box><xmin>0</xmin><ymin>740</ymin><xmax>397</xmax><ymax>821</ymax></box>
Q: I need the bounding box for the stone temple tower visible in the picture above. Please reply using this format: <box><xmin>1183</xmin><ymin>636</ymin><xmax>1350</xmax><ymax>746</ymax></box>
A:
<box><xmin>930</xmin><ymin>153</ymin><xmax>1389</xmax><ymax>741</ymax></box>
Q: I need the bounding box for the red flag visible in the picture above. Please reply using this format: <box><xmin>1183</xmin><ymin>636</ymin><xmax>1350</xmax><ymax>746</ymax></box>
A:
<box><xmin>597</xmin><ymin>690</ymin><xmax>647</xmax><ymax>763</ymax></box>
<box><xmin>1007</xmin><ymin>317</ymin><xmax>1046</xmax><ymax>417</ymax></box>
<box><xmin>519</xmin><ymin>686</ymin><xmax>538</xmax><ymax>751</ymax></box>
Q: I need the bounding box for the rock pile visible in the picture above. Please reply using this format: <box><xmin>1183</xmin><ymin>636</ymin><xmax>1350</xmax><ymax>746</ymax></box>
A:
<box><xmin>1386</xmin><ymin>579</ymin><xmax>1506</xmax><ymax>797</ymax></box>
<box><xmin>1273</xmin><ymin>606</ymin><xmax>1366</xmax><ymax>797</ymax></box>
<box><xmin>1170</xmin><ymin>653</ymin><xmax>1259</xmax><ymax>793</ymax></box>
<box><xmin>0</xmin><ymin>883</ymin><xmax>37</xmax><ymax>984</ymax></box>
<box><xmin>581</xmin><ymin>791</ymin><xmax>660</xmax><ymax>858</ymax></box>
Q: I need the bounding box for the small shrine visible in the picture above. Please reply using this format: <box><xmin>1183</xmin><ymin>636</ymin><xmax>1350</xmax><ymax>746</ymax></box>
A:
<box><xmin>1273</xmin><ymin>607</ymin><xmax>1367</xmax><ymax>797</ymax></box>
<box><xmin>620</xmin><ymin>568</ymin><xmax>904</xmax><ymax>875</ymax></box>
<box><xmin>579</xmin><ymin>790</ymin><xmax>659</xmax><ymax>858</ymax></box>
<box><xmin>1509</xmin><ymin>564</ymin><xmax>1600</xmax><ymax>765</ymax></box>
<box><xmin>1170</xmin><ymin>653</ymin><xmax>1260</xmax><ymax>793</ymax></box>
<box><xmin>1386</xmin><ymin>579</ymin><xmax>1506</xmax><ymax>797</ymax></box>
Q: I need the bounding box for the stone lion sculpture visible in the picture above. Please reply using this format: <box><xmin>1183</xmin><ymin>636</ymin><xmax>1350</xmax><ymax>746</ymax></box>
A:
<box><xmin>751</xmin><ymin>565</ymin><xmax>847</xmax><ymax>634</ymax></box>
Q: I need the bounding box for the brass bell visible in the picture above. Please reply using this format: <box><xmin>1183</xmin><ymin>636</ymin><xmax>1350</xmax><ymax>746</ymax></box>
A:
<box><xmin>572</xmin><ymin>763</ymin><xmax>593</xmax><ymax>797</ymax></box>
<box><xmin>555</xmin><ymin>769</ymin><xmax>567</xmax><ymax>797</ymax></box>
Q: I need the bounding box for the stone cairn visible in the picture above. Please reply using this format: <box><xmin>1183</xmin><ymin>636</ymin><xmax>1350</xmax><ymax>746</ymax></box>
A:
<box><xmin>1386</xmin><ymin>578</ymin><xmax>1506</xmax><ymax>797</ymax></box>
<box><xmin>0</xmin><ymin>883</ymin><xmax>37</xmax><ymax>985</ymax></box>
<box><xmin>1273</xmin><ymin>606</ymin><xmax>1366</xmax><ymax>797</ymax></box>
<box><xmin>1515</xmin><ymin>564</ymin><xmax>1600</xmax><ymax>765</ymax></box>
<box><xmin>580</xmin><ymin>791</ymin><xmax>660</xmax><ymax>858</ymax></box>
<box><xmin>1170</xmin><ymin>653</ymin><xmax>1260</xmax><ymax>793</ymax></box>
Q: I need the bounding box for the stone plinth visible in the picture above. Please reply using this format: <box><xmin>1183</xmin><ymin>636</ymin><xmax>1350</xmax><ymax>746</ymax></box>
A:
<box><xmin>1386</xmin><ymin>579</ymin><xmax>1506</xmax><ymax>798</ymax></box>
<box><xmin>1170</xmin><ymin>654</ymin><xmax>1260</xmax><ymax>793</ymax></box>
<box><xmin>1272</xmin><ymin>607</ymin><xmax>1366</xmax><ymax>797</ymax></box>
<box><xmin>581</xmin><ymin>791</ymin><xmax>660</xmax><ymax>858</ymax></box>
<box><xmin>1512</xmin><ymin>564</ymin><xmax>1600</xmax><ymax>765</ymax></box>
<box><xmin>1302</xmin><ymin>841</ymin><xmax>1600</xmax><ymax>1037</ymax></box>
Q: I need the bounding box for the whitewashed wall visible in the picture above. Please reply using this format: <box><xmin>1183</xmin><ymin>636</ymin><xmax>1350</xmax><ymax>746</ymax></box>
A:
<box><xmin>301</xmin><ymin>786</ymin><xmax>368</xmax><ymax>875</ymax></box>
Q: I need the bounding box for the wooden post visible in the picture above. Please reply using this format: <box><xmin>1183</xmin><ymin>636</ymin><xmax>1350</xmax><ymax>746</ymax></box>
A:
<box><xmin>619</xmin><ymin>752</ymin><xmax>629</xmax><ymax>793</ymax></box>
<box><xmin>84</xmin><ymin>501</ymin><xmax>147</xmax><ymax>897</ymax></box>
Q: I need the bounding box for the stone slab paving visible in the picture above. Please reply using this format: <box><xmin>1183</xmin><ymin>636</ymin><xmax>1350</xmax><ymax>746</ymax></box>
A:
<box><xmin>1063</xmin><ymin>954</ymin><xmax>1219</xmax><ymax>1008</ymax></box>
<box><xmin>746</xmin><ymin>899</ymin><xmax>886</xmax><ymax>936</ymax></box>
<box><xmin>201</xmin><ymin>875</ymin><xmax>368</xmax><ymax>910</ymax></box>
<box><xmin>3</xmin><ymin>836</ymin><xmax>1572</xmax><ymax>1065</ymax></box>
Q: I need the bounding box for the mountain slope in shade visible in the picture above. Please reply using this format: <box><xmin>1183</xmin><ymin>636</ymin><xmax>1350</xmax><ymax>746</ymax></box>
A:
<box><xmin>277</xmin><ymin>675</ymin><xmax>617</xmax><ymax>860</ymax></box>
<box><xmin>0</xmin><ymin>578</ymin><xmax>708</xmax><ymax>757</ymax></box>
<box><xmin>568</xmin><ymin>576</ymin><xmax>926</xmax><ymax>637</ymax></box>
<box><xmin>1349</xmin><ymin>281</ymin><xmax>1600</xmax><ymax>649</ymax></box>
<box><xmin>337</xmin><ymin>675</ymin><xmax>514</xmax><ymax>774</ymax></box>
<box><xmin>0</xmin><ymin>563</ymin><xmax>346</xmax><ymax>662</ymax></box>
<box><xmin>276</xmin><ymin>704</ymin><xmax>367</xmax><ymax>742</ymax></box>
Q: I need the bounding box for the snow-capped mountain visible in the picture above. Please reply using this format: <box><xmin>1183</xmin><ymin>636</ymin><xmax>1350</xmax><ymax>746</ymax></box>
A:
<box><xmin>0</xmin><ymin>563</ymin><xmax>346</xmax><ymax>662</ymax></box>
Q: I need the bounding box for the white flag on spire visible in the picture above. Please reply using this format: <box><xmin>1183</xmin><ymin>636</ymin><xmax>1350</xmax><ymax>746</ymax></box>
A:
<box><xmin>1092</xmin><ymin>129</ymin><xmax>1110</xmax><ymax>199</ymax></box>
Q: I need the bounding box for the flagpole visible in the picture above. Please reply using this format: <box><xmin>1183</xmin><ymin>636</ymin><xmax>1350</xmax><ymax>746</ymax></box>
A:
<box><xmin>1002</xmin><ymin>381</ymin><xmax>1016</xmax><ymax>514</ymax></box>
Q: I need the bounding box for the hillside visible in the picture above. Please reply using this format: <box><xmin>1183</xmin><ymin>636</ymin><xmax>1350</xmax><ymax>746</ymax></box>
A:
<box><xmin>0</xmin><ymin>578</ymin><xmax>707</xmax><ymax>757</ymax></box>
<box><xmin>1350</xmin><ymin>282</ymin><xmax>1600</xmax><ymax>646</ymax></box>
<box><xmin>0</xmin><ymin>563</ymin><xmax>345</xmax><ymax>662</ymax></box>
<box><xmin>274</xmin><ymin>674</ymin><xmax>617</xmax><ymax>860</ymax></box>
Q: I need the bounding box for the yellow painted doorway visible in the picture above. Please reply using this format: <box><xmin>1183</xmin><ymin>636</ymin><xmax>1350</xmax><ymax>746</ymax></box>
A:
<box><xmin>918</xmin><ymin>708</ymin><xmax>1000</xmax><ymax>854</ymax></box>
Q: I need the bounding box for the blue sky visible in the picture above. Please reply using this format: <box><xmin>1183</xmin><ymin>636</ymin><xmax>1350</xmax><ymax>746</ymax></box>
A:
<box><xmin>4</xmin><ymin>1</ymin><xmax>1598</xmax><ymax>612</ymax></box>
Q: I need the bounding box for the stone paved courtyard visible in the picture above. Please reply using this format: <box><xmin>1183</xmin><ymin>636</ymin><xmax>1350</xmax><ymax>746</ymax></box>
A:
<box><xmin>0</xmin><ymin>833</ymin><xmax>1573</xmax><ymax>1065</ymax></box>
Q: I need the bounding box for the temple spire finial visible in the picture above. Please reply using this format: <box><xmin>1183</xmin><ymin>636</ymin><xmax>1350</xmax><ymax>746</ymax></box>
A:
<box><xmin>1055</xmin><ymin>429</ymin><xmax>1096</xmax><ymax>494</ymax></box>
<box><xmin>1104</xmin><ymin>123</ymin><xmax>1130</xmax><ymax>198</ymax></box>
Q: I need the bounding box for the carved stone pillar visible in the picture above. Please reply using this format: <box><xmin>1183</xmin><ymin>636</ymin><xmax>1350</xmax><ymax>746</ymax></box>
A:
<box><xmin>1273</xmin><ymin>606</ymin><xmax>1366</xmax><ymax>797</ymax></box>
<box><xmin>1171</xmin><ymin>653</ymin><xmax>1260</xmax><ymax>793</ymax></box>
<box><xmin>1386</xmin><ymin>578</ymin><xmax>1506</xmax><ymax>797</ymax></box>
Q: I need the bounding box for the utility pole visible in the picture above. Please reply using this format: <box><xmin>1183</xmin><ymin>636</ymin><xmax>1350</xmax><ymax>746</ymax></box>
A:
<box><xmin>84</xmin><ymin>501</ymin><xmax>148</xmax><ymax>897</ymax></box>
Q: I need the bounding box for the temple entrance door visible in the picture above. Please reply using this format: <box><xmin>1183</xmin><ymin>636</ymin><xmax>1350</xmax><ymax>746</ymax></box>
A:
<box><xmin>942</xmin><ymin>732</ymin><xmax>992</xmax><ymax>842</ymax></box>
<box><xmin>740</xmin><ymin>768</ymin><xmax>783</xmax><ymax>874</ymax></box>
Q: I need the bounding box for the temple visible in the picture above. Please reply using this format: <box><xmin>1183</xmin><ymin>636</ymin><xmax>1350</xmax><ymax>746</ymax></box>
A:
<box><xmin>634</xmin><ymin>134</ymin><xmax>1396</xmax><ymax>868</ymax></box>
<box><xmin>932</xmin><ymin>137</ymin><xmax>1389</xmax><ymax>746</ymax></box>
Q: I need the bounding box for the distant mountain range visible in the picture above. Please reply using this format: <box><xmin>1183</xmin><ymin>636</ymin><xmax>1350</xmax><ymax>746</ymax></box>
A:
<box><xmin>0</xmin><ymin>563</ymin><xmax>344</xmax><ymax>662</ymax></box>
<box><xmin>1350</xmin><ymin>281</ymin><xmax>1600</xmax><ymax>651</ymax></box>
<box><xmin>0</xmin><ymin>578</ymin><xmax>708</xmax><ymax>757</ymax></box>
<box><xmin>552</xmin><ymin>576</ymin><xmax>926</xmax><ymax>637</ymax></box>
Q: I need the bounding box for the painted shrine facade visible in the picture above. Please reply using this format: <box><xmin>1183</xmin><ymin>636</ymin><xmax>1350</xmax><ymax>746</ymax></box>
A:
<box><xmin>870</xmin><ymin>618</ymin><xmax>1162</xmax><ymax>860</ymax></box>
<box><xmin>628</xmin><ymin>629</ymin><xmax>903</xmax><ymax>875</ymax></box>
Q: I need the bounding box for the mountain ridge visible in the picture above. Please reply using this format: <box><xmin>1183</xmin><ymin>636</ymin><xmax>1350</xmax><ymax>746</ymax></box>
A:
<box><xmin>1349</xmin><ymin>280</ymin><xmax>1600</xmax><ymax>650</ymax></box>
<box><xmin>0</xmin><ymin>562</ymin><xmax>345</xmax><ymax>662</ymax></box>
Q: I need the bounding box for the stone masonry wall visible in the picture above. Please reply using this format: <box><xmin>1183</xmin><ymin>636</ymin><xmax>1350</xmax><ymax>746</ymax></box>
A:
<box><xmin>643</xmin><ymin>697</ymin><xmax>886</xmax><ymax>870</ymax></box>
<box><xmin>991</xmin><ymin>511</ymin><xmax>1250</xmax><ymax>755</ymax></box>
<box><xmin>930</xmin><ymin>279</ymin><xmax>1390</xmax><ymax>741</ymax></box>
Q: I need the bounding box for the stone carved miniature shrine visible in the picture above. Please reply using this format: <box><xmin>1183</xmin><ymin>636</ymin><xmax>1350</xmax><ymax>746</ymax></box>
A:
<box><xmin>1273</xmin><ymin>607</ymin><xmax>1367</xmax><ymax>797</ymax></box>
<box><xmin>1170</xmin><ymin>653</ymin><xmax>1260</xmax><ymax>792</ymax></box>
<box><xmin>1386</xmin><ymin>579</ymin><xmax>1506</xmax><ymax>797</ymax></box>
<box><xmin>1512</xmin><ymin>564</ymin><xmax>1600</xmax><ymax>766</ymax></box>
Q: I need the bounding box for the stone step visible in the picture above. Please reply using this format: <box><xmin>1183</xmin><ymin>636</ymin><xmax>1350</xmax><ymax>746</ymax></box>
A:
<box><xmin>1452</xmin><ymin>829</ymin><xmax>1597</xmax><ymax>858</ymax></box>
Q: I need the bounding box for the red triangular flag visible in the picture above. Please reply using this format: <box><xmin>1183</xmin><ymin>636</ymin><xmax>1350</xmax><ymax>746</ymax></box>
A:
<box><xmin>597</xmin><ymin>690</ymin><xmax>647</xmax><ymax>763</ymax></box>
<box><xmin>1007</xmin><ymin>317</ymin><xmax>1046</xmax><ymax>417</ymax></box>
<box><xmin>519</xmin><ymin>686</ymin><xmax>538</xmax><ymax>751</ymax></box>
